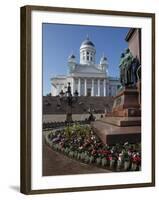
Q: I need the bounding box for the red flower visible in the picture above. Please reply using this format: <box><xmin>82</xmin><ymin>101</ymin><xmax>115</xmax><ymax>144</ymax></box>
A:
<box><xmin>97</xmin><ymin>150</ymin><xmax>111</xmax><ymax>155</ymax></box>
<box><xmin>132</xmin><ymin>155</ymin><xmax>141</xmax><ymax>164</ymax></box>
<box><xmin>108</xmin><ymin>155</ymin><xmax>113</xmax><ymax>161</ymax></box>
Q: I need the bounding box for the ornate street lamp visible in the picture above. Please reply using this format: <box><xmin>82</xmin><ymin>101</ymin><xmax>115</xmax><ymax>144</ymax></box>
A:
<box><xmin>58</xmin><ymin>82</ymin><xmax>78</xmax><ymax>122</ymax></box>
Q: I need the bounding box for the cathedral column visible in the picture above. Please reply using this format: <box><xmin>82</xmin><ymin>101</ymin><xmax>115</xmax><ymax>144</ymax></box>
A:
<box><xmin>56</xmin><ymin>83</ymin><xmax>59</xmax><ymax>96</ymax></box>
<box><xmin>97</xmin><ymin>79</ymin><xmax>100</xmax><ymax>96</ymax></box>
<box><xmin>91</xmin><ymin>79</ymin><xmax>94</xmax><ymax>96</ymax></box>
<box><xmin>103</xmin><ymin>79</ymin><xmax>106</xmax><ymax>96</ymax></box>
<box><xmin>78</xmin><ymin>78</ymin><xmax>81</xmax><ymax>96</ymax></box>
<box><xmin>84</xmin><ymin>79</ymin><xmax>87</xmax><ymax>96</ymax></box>
<box><xmin>72</xmin><ymin>78</ymin><xmax>75</xmax><ymax>95</ymax></box>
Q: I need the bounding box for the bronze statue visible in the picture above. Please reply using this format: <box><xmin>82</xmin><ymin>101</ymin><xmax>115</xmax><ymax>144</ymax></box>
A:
<box><xmin>124</xmin><ymin>48</ymin><xmax>133</xmax><ymax>85</ymax></box>
<box><xmin>119</xmin><ymin>48</ymin><xmax>140</xmax><ymax>87</ymax></box>
<box><xmin>119</xmin><ymin>53</ymin><xmax>125</xmax><ymax>86</ymax></box>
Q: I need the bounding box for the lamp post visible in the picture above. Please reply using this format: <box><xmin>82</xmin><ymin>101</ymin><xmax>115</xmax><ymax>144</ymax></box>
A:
<box><xmin>58</xmin><ymin>82</ymin><xmax>78</xmax><ymax>122</ymax></box>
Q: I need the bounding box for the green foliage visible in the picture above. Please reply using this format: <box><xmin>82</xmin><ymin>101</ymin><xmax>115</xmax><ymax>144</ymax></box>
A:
<box><xmin>64</xmin><ymin>124</ymin><xmax>91</xmax><ymax>139</ymax></box>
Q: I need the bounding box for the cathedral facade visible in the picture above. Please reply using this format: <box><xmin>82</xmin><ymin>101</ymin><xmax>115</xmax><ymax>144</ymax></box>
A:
<box><xmin>51</xmin><ymin>37</ymin><xmax>120</xmax><ymax>97</ymax></box>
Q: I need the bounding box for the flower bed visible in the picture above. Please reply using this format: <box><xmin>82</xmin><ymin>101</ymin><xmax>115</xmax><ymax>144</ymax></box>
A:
<box><xmin>45</xmin><ymin>124</ymin><xmax>141</xmax><ymax>172</ymax></box>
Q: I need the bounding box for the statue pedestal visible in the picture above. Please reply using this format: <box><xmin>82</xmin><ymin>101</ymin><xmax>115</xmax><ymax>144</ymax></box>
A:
<box><xmin>112</xmin><ymin>86</ymin><xmax>141</xmax><ymax>117</ymax></box>
<box><xmin>91</xmin><ymin>86</ymin><xmax>141</xmax><ymax>145</ymax></box>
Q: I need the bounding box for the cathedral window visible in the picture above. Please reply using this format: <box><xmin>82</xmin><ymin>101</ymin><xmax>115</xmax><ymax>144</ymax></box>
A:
<box><xmin>87</xmin><ymin>56</ymin><xmax>89</xmax><ymax>60</ymax></box>
<box><xmin>90</xmin><ymin>57</ymin><xmax>92</xmax><ymax>61</ymax></box>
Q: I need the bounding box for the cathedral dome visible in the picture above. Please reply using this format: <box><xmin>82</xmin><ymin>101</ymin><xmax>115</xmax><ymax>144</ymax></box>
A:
<box><xmin>81</xmin><ymin>39</ymin><xmax>95</xmax><ymax>47</ymax></box>
<box><xmin>80</xmin><ymin>37</ymin><xmax>95</xmax><ymax>48</ymax></box>
<box><xmin>80</xmin><ymin>36</ymin><xmax>96</xmax><ymax>65</ymax></box>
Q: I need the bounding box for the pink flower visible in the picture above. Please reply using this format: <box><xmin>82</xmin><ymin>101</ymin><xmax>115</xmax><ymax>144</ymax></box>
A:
<box><xmin>108</xmin><ymin>156</ymin><xmax>113</xmax><ymax>161</ymax></box>
<box><xmin>132</xmin><ymin>155</ymin><xmax>141</xmax><ymax>164</ymax></box>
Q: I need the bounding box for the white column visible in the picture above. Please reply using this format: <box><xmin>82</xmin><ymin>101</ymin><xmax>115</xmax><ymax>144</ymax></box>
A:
<box><xmin>56</xmin><ymin>84</ymin><xmax>59</xmax><ymax>96</ymax></box>
<box><xmin>103</xmin><ymin>79</ymin><xmax>106</xmax><ymax>96</ymax></box>
<box><xmin>78</xmin><ymin>78</ymin><xmax>81</xmax><ymax>96</ymax></box>
<box><xmin>91</xmin><ymin>79</ymin><xmax>94</xmax><ymax>96</ymax></box>
<box><xmin>72</xmin><ymin>78</ymin><xmax>74</xmax><ymax>95</ymax></box>
<box><xmin>97</xmin><ymin>79</ymin><xmax>100</xmax><ymax>96</ymax></box>
<box><xmin>84</xmin><ymin>79</ymin><xmax>87</xmax><ymax>96</ymax></box>
<box><xmin>107</xmin><ymin>83</ymin><xmax>109</xmax><ymax>96</ymax></box>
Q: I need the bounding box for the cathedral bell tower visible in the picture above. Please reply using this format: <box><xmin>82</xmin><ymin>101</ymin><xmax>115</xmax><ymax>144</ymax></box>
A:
<box><xmin>99</xmin><ymin>55</ymin><xmax>108</xmax><ymax>74</ymax></box>
<box><xmin>67</xmin><ymin>54</ymin><xmax>76</xmax><ymax>73</ymax></box>
<box><xmin>80</xmin><ymin>36</ymin><xmax>96</xmax><ymax>65</ymax></box>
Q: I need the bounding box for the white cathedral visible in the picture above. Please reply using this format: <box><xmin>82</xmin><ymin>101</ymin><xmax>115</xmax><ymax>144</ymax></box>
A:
<box><xmin>51</xmin><ymin>37</ymin><xmax>120</xmax><ymax>97</ymax></box>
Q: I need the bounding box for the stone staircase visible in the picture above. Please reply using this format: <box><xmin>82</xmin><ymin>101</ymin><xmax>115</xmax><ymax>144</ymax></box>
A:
<box><xmin>43</xmin><ymin>96</ymin><xmax>114</xmax><ymax>114</ymax></box>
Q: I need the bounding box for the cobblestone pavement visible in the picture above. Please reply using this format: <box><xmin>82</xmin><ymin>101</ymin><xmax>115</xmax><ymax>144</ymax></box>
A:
<box><xmin>42</xmin><ymin>141</ymin><xmax>110</xmax><ymax>176</ymax></box>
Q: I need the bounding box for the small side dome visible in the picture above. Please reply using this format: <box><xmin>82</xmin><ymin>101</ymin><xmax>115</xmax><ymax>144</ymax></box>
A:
<box><xmin>68</xmin><ymin>54</ymin><xmax>76</xmax><ymax>59</ymax></box>
<box><xmin>101</xmin><ymin>56</ymin><xmax>107</xmax><ymax>61</ymax></box>
<box><xmin>100</xmin><ymin>55</ymin><xmax>108</xmax><ymax>71</ymax></box>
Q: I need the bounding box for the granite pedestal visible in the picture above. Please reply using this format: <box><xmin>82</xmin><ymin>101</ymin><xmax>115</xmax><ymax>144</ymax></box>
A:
<box><xmin>92</xmin><ymin>86</ymin><xmax>141</xmax><ymax>145</ymax></box>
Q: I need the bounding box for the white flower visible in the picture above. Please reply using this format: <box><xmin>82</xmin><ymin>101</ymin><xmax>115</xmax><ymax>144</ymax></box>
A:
<box><xmin>124</xmin><ymin>142</ymin><xmax>129</xmax><ymax>146</ymax></box>
<box><xmin>128</xmin><ymin>151</ymin><xmax>132</xmax><ymax>156</ymax></box>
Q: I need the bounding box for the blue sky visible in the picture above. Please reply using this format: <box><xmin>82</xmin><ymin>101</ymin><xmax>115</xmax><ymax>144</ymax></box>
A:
<box><xmin>43</xmin><ymin>23</ymin><xmax>129</xmax><ymax>95</ymax></box>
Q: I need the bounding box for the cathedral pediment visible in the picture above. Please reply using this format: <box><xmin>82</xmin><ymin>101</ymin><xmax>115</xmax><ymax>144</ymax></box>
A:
<box><xmin>73</xmin><ymin>64</ymin><xmax>103</xmax><ymax>74</ymax></box>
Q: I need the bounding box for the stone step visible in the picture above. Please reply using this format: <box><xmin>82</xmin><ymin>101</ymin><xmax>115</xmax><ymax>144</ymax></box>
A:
<box><xmin>91</xmin><ymin>120</ymin><xmax>141</xmax><ymax>145</ymax></box>
<box><xmin>99</xmin><ymin>117</ymin><xmax>141</xmax><ymax>127</ymax></box>
<box><xmin>43</xmin><ymin>96</ymin><xmax>114</xmax><ymax>114</ymax></box>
